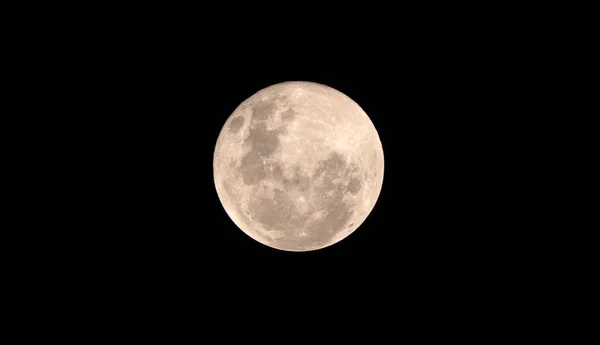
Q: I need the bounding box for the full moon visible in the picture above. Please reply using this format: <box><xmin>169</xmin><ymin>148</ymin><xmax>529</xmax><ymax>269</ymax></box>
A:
<box><xmin>213</xmin><ymin>81</ymin><xmax>384</xmax><ymax>251</ymax></box>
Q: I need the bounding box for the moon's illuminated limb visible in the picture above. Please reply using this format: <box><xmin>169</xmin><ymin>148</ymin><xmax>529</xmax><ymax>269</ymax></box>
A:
<box><xmin>214</xmin><ymin>81</ymin><xmax>384</xmax><ymax>251</ymax></box>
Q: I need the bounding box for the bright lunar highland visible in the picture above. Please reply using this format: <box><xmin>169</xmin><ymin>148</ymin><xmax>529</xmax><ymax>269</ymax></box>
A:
<box><xmin>213</xmin><ymin>81</ymin><xmax>384</xmax><ymax>251</ymax></box>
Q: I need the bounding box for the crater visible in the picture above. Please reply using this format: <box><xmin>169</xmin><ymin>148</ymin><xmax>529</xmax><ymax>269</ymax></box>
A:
<box><xmin>304</xmin><ymin>201</ymin><xmax>353</xmax><ymax>247</ymax></box>
<box><xmin>257</xmin><ymin>168</ymin><xmax>355</xmax><ymax>250</ymax></box>
<box><xmin>229</xmin><ymin>116</ymin><xmax>244</xmax><ymax>134</ymax></box>
<box><xmin>299</xmin><ymin>153</ymin><xmax>355</xmax><ymax>247</ymax></box>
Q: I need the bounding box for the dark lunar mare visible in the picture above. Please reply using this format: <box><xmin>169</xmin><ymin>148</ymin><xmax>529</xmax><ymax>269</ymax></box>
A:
<box><xmin>238</xmin><ymin>97</ymin><xmax>283</xmax><ymax>186</ymax></box>
<box><xmin>228</xmin><ymin>116</ymin><xmax>244</xmax><ymax>134</ymax></box>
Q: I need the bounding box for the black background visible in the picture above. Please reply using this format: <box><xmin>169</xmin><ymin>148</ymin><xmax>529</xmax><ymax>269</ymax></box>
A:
<box><xmin>39</xmin><ymin>6</ymin><xmax>539</xmax><ymax>322</ymax></box>
<box><xmin>94</xmin><ymin>39</ymin><xmax>512</xmax><ymax>293</ymax></box>
<box><xmin>10</xmin><ymin>3</ymin><xmax>570</xmax><ymax>337</ymax></box>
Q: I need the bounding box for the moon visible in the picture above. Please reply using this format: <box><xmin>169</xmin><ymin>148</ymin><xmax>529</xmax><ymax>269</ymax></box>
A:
<box><xmin>213</xmin><ymin>81</ymin><xmax>384</xmax><ymax>251</ymax></box>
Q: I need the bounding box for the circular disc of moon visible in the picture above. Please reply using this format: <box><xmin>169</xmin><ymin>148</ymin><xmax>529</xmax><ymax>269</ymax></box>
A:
<box><xmin>213</xmin><ymin>81</ymin><xmax>384</xmax><ymax>251</ymax></box>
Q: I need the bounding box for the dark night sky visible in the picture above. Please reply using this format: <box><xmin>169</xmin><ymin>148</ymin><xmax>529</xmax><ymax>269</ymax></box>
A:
<box><xmin>57</xmin><ymin>10</ymin><xmax>532</xmax><ymax>314</ymax></box>
<box><xmin>17</xmin><ymin>4</ymin><xmax>556</xmax><ymax>335</ymax></box>
<box><xmin>103</xmin><ymin>41</ymin><xmax>511</xmax><ymax>282</ymax></box>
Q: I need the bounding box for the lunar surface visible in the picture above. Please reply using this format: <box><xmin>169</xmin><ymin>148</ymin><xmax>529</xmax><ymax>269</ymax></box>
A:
<box><xmin>213</xmin><ymin>81</ymin><xmax>384</xmax><ymax>251</ymax></box>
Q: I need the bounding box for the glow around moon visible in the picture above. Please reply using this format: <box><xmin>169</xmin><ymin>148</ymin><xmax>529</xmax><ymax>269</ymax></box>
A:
<box><xmin>213</xmin><ymin>81</ymin><xmax>384</xmax><ymax>251</ymax></box>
